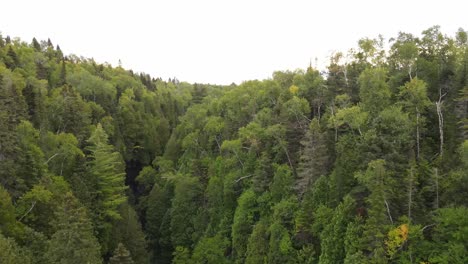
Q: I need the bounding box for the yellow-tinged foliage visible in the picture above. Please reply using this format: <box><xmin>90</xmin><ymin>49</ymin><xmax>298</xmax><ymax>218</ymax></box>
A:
<box><xmin>289</xmin><ymin>85</ymin><xmax>299</xmax><ymax>95</ymax></box>
<box><xmin>385</xmin><ymin>224</ymin><xmax>409</xmax><ymax>257</ymax></box>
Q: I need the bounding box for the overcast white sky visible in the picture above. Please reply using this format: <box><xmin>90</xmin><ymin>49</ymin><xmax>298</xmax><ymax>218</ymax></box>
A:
<box><xmin>1</xmin><ymin>0</ymin><xmax>466</xmax><ymax>84</ymax></box>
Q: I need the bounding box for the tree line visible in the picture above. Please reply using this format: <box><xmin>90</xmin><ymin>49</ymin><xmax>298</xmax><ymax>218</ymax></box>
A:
<box><xmin>0</xmin><ymin>26</ymin><xmax>467</xmax><ymax>264</ymax></box>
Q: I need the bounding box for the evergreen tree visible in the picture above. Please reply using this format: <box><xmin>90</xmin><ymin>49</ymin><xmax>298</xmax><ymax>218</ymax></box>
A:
<box><xmin>87</xmin><ymin>124</ymin><xmax>127</xmax><ymax>220</ymax></box>
<box><xmin>111</xmin><ymin>202</ymin><xmax>149</xmax><ymax>264</ymax></box>
<box><xmin>32</xmin><ymin>37</ymin><xmax>41</xmax><ymax>51</ymax></box>
<box><xmin>231</xmin><ymin>189</ymin><xmax>258</xmax><ymax>263</ymax></box>
<box><xmin>0</xmin><ymin>232</ymin><xmax>32</xmax><ymax>264</ymax></box>
<box><xmin>109</xmin><ymin>243</ymin><xmax>135</xmax><ymax>264</ymax></box>
<box><xmin>296</xmin><ymin>118</ymin><xmax>329</xmax><ymax>197</ymax></box>
<box><xmin>5</xmin><ymin>46</ymin><xmax>19</xmax><ymax>70</ymax></box>
<box><xmin>0</xmin><ymin>186</ymin><xmax>18</xmax><ymax>237</ymax></box>
<box><xmin>170</xmin><ymin>175</ymin><xmax>202</xmax><ymax>248</ymax></box>
<box><xmin>46</xmin><ymin>192</ymin><xmax>102</xmax><ymax>264</ymax></box>
<box><xmin>245</xmin><ymin>220</ymin><xmax>269</xmax><ymax>264</ymax></box>
<box><xmin>319</xmin><ymin>195</ymin><xmax>355</xmax><ymax>264</ymax></box>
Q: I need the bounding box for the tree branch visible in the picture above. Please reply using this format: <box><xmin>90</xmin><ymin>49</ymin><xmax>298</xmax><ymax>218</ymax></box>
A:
<box><xmin>44</xmin><ymin>152</ymin><xmax>60</xmax><ymax>165</ymax></box>
<box><xmin>18</xmin><ymin>201</ymin><xmax>37</xmax><ymax>222</ymax></box>
<box><xmin>384</xmin><ymin>199</ymin><xmax>394</xmax><ymax>224</ymax></box>
<box><xmin>234</xmin><ymin>174</ymin><xmax>253</xmax><ymax>183</ymax></box>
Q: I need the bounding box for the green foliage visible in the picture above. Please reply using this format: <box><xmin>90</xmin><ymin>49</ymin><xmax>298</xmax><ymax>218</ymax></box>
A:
<box><xmin>319</xmin><ymin>195</ymin><xmax>355</xmax><ymax>264</ymax></box>
<box><xmin>170</xmin><ymin>175</ymin><xmax>202</xmax><ymax>248</ymax></box>
<box><xmin>172</xmin><ymin>246</ymin><xmax>192</xmax><ymax>264</ymax></box>
<box><xmin>296</xmin><ymin>119</ymin><xmax>330</xmax><ymax>196</ymax></box>
<box><xmin>46</xmin><ymin>192</ymin><xmax>102</xmax><ymax>264</ymax></box>
<box><xmin>359</xmin><ymin>67</ymin><xmax>391</xmax><ymax>114</ymax></box>
<box><xmin>191</xmin><ymin>235</ymin><xmax>229</xmax><ymax>264</ymax></box>
<box><xmin>0</xmin><ymin>186</ymin><xmax>19</xmax><ymax>237</ymax></box>
<box><xmin>245</xmin><ymin>220</ymin><xmax>269</xmax><ymax>264</ymax></box>
<box><xmin>109</xmin><ymin>243</ymin><xmax>135</xmax><ymax>264</ymax></box>
<box><xmin>231</xmin><ymin>189</ymin><xmax>257</xmax><ymax>262</ymax></box>
<box><xmin>110</xmin><ymin>202</ymin><xmax>149</xmax><ymax>264</ymax></box>
<box><xmin>427</xmin><ymin>207</ymin><xmax>468</xmax><ymax>263</ymax></box>
<box><xmin>0</xmin><ymin>29</ymin><xmax>467</xmax><ymax>264</ymax></box>
<box><xmin>0</xmin><ymin>232</ymin><xmax>32</xmax><ymax>264</ymax></box>
<box><xmin>87</xmin><ymin>124</ymin><xmax>127</xmax><ymax>220</ymax></box>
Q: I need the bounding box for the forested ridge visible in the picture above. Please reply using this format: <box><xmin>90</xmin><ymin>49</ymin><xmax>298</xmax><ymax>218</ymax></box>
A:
<box><xmin>0</xmin><ymin>26</ymin><xmax>467</xmax><ymax>264</ymax></box>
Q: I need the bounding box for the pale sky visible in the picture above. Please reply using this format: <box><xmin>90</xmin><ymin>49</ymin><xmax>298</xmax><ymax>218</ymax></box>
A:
<box><xmin>1</xmin><ymin>0</ymin><xmax>466</xmax><ymax>84</ymax></box>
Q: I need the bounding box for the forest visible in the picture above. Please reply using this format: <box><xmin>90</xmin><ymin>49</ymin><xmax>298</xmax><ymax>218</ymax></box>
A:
<box><xmin>0</xmin><ymin>26</ymin><xmax>467</xmax><ymax>264</ymax></box>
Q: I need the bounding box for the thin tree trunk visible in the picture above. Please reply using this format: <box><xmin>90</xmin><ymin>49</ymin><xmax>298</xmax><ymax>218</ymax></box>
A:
<box><xmin>435</xmin><ymin>168</ymin><xmax>439</xmax><ymax>209</ymax></box>
<box><xmin>18</xmin><ymin>201</ymin><xmax>37</xmax><ymax>222</ymax></box>
<box><xmin>330</xmin><ymin>105</ymin><xmax>338</xmax><ymax>142</ymax></box>
<box><xmin>436</xmin><ymin>101</ymin><xmax>444</xmax><ymax>157</ymax></box>
<box><xmin>408</xmin><ymin>167</ymin><xmax>413</xmax><ymax>222</ymax></box>
<box><xmin>436</xmin><ymin>91</ymin><xmax>446</xmax><ymax>157</ymax></box>
<box><xmin>384</xmin><ymin>199</ymin><xmax>393</xmax><ymax>224</ymax></box>
<box><xmin>416</xmin><ymin>107</ymin><xmax>420</xmax><ymax>160</ymax></box>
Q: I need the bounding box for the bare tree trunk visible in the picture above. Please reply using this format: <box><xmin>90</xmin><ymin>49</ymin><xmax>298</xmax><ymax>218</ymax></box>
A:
<box><xmin>18</xmin><ymin>201</ymin><xmax>37</xmax><ymax>222</ymax></box>
<box><xmin>408</xmin><ymin>167</ymin><xmax>413</xmax><ymax>222</ymax></box>
<box><xmin>436</xmin><ymin>91</ymin><xmax>446</xmax><ymax>157</ymax></box>
<box><xmin>343</xmin><ymin>63</ymin><xmax>349</xmax><ymax>87</ymax></box>
<box><xmin>416</xmin><ymin>107</ymin><xmax>420</xmax><ymax>160</ymax></box>
<box><xmin>384</xmin><ymin>199</ymin><xmax>393</xmax><ymax>224</ymax></box>
<box><xmin>330</xmin><ymin>105</ymin><xmax>338</xmax><ymax>142</ymax></box>
<box><xmin>436</xmin><ymin>101</ymin><xmax>444</xmax><ymax>157</ymax></box>
<box><xmin>435</xmin><ymin>168</ymin><xmax>439</xmax><ymax>209</ymax></box>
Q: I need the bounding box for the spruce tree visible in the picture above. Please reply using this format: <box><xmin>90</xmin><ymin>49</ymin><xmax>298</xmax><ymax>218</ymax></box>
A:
<box><xmin>32</xmin><ymin>37</ymin><xmax>41</xmax><ymax>51</ymax></box>
<box><xmin>109</xmin><ymin>243</ymin><xmax>135</xmax><ymax>264</ymax></box>
<box><xmin>5</xmin><ymin>46</ymin><xmax>19</xmax><ymax>70</ymax></box>
<box><xmin>87</xmin><ymin>124</ymin><xmax>127</xmax><ymax>220</ymax></box>
<box><xmin>296</xmin><ymin>119</ymin><xmax>329</xmax><ymax>197</ymax></box>
<box><xmin>46</xmin><ymin>192</ymin><xmax>102</xmax><ymax>264</ymax></box>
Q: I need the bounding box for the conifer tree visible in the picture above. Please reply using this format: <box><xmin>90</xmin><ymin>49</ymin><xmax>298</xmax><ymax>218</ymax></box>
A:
<box><xmin>296</xmin><ymin>118</ymin><xmax>329</xmax><ymax>197</ymax></box>
<box><xmin>46</xmin><ymin>192</ymin><xmax>102</xmax><ymax>264</ymax></box>
<box><xmin>5</xmin><ymin>46</ymin><xmax>19</xmax><ymax>70</ymax></box>
<box><xmin>32</xmin><ymin>37</ymin><xmax>41</xmax><ymax>51</ymax></box>
<box><xmin>87</xmin><ymin>123</ymin><xmax>127</xmax><ymax>221</ymax></box>
<box><xmin>109</xmin><ymin>243</ymin><xmax>135</xmax><ymax>264</ymax></box>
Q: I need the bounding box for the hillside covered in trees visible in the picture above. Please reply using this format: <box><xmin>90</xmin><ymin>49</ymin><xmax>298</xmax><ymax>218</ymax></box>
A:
<box><xmin>0</xmin><ymin>26</ymin><xmax>467</xmax><ymax>264</ymax></box>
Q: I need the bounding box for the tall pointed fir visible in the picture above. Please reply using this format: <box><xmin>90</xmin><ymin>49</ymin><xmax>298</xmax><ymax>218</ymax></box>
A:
<box><xmin>46</xmin><ymin>192</ymin><xmax>102</xmax><ymax>264</ymax></box>
<box><xmin>86</xmin><ymin>123</ymin><xmax>127</xmax><ymax>251</ymax></box>
<box><xmin>109</xmin><ymin>243</ymin><xmax>134</xmax><ymax>264</ymax></box>
<box><xmin>296</xmin><ymin>118</ymin><xmax>329</xmax><ymax>197</ymax></box>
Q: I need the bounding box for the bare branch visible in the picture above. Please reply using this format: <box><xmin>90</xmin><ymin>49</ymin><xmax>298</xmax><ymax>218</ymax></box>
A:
<box><xmin>18</xmin><ymin>201</ymin><xmax>37</xmax><ymax>222</ymax></box>
<box><xmin>234</xmin><ymin>174</ymin><xmax>254</xmax><ymax>183</ymax></box>
<box><xmin>44</xmin><ymin>153</ymin><xmax>60</xmax><ymax>165</ymax></box>
<box><xmin>384</xmin><ymin>199</ymin><xmax>394</xmax><ymax>224</ymax></box>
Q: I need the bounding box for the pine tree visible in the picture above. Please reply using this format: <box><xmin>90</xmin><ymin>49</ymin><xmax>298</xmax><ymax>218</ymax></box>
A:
<box><xmin>46</xmin><ymin>192</ymin><xmax>102</xmax><ymax>264</ymax></box>
<box><xmin>111</xmin><ymin>202</ymin><xmax>149</xmax><ymax>264</ymax></box>
<box><xmin>59</xmin><ymin>59</ymin><xmax>66</xmax><ymax>86</ymax></box>
<box><xmin>146</xmin><ymin>182</ymin><xmax>171</xmax><ymax>261</ymax></box>
<box><xmin>232</xmin><ymin>189</ymin><xmax>258</xmax><ymax>263</ymax></box>
<box><xmin>32</xmin><ymin>37</ymin><xmax>41</xmax><ymax>51</ymax></box>
<box><xmin>0</xmin><ymin>70</ymin><xmax>28</xmax><ymax>198</ymax></box>
<box><xmin>87</xmin><ymin>124</ymin><xmax>127</xmax><ymax>221</ymax></box>
<box><xmin>5</xmin><ymin>46</ymin><xmax>19</xmax><ymax>70</ymax></box>
<box><xmin>109</xmin><ymin>243</ymin><xmax>135</xmax><ymax>264</ymax></box>
<box><xmin>0</xmin><ymin>186</ymin><xmax>18</xmax><ymax>237</ymax></box>
<box><xmin>296</xmin><ymin>119</ymin><xmax>329</xmax><ymax>197</ymax></box>
<box><xmin>245</xmin><ymin>221</ymin><xmax>269</xmax><ymax>264</ymax></box>
<box><xmin>170</xmin><ymin>176</ymin><xmax>202</xmax><ymax>248</ymax></box>
<box><xmin>355</xmin><ymin>160</ymin><xmax>392</xmax><ymax>262</ymax></box>
<box><xmin>86</xmin><ymin>124</ymin><xmax>127</xmax><ymax>254</ymax></box>
<box><xmin>318</xmin><ymin>195</ymin><xmax>355</xmax><ymax>264</ymax></box>
<box><xmin>0</xmin><ymin>232</ymin><xmax>32</xmax><ymax>264</ymax></box>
